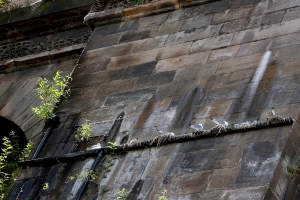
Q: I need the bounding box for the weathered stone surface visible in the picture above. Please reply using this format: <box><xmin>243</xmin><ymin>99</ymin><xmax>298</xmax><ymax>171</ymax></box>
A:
<box><xmin>202</xmin><ymin>84</ymin><xmax>246</xmax><ymax>104</ymax></box>
<box><xmin>190</xmin><ymin>33</ymin><xmax>234</xmax><ymax>53</ymax></box>
<box><xmin>180</xmin><ymin>14</ymin><xmax>213</xmax><ymax>32</ymax></box>
<box><xmin>208</xmin><ymin>167</ymin><xmax>241</xmax><ymax>190</ymax></box>
<box><xmin>0</xmin><ymin>77</ymin><xmax>37</xmax><ymax>117</ymax></box>
<box><xmin>85</xmin><ymin>32</ymin><xmax>123</xmax><ymax>51</ymax></box>
<box><xmin>237</xmin><ymin>38</ymin><xmax>273</xmax><ymax>57</ymax></box>
<box><xmin>155</xmin><ymin>51</ymin><xmax>210</xmax><ymax>73</ymax></box>
<box><xmin>222</xmin><ymin>186</ymin><xmax>268</xmax><ymax>200</ymax></box>
<box><xmin>138</xmin><ymin>12</ymin><xmax>169</xmax><ymax>29</ymax></box>
<box><xmin>182</xmin><ymin>146</ymin><xmax>243</xmax><ymax>171</ymax></box>
<box><xmin>166</xmin><ymin>4</ymin><xmax>205</xmax><ymax>22</ymax></box>
<box><xmin>266</xmin><ymin>0</ymin><xmax>300</xmax><ymax>13</ymax></box>
<box><xmin>216</xmin><ymin>52</ymin><xmax>276</xmax><ymax>75</ymax></box>
<box><xmin>104</xmin><ymin>88</ymin><xmax>156</xmax><ymax>107</ymax></box>
<box><xmin>156</xmin><ymin>78</ymin><xmax>199</xmax><ymax>98</ymax></box>
<box><xmin>71</xmin><ymin>68</ymin><xmax>126</xmax><ymax>88</ymax></box>
<box><xmin>234</xmin><ymin>140</ymin><xmax>284</xmax><ymax>188</ymax></box>
<box><xmin>119</xmin><ymin>27</ymin><xmax>157</xmax><ymax>44</ymax></box>
<box><xmin>130</xmin><ymin>35</ymin><xmax>168</xmax><ymax>53</ymax></box>
<box><xmin>213</xmin><ymin>6</ymin><xmax>253</xmax><ymax>24</ymax></box>
<box><xmin>123</xmin><ymin>61</ymin><xmax>157</xmax><ymax>79</ymax></box>
<box><xmin>208</xmin><ymin>45</ymin><xmax>240</xmax><ymax>62</ymax></box>
<box><xmin>165</xmin><ymin>24</ymin><xmax>222</xmax><ymax>45</ymax></box>
<box><xmin>271</xmin><ymin>32</ymin><xmax>300</xmax><ymax>50</ymax></box>
<box><xmin>231</xmin><ymin>18</ymin><xmax>300</xmax><ymax>45</ymax></box>
<box><xmin>230</xmin><ymin>0</ymin><xmax>262</xmax><ymax>9</ymax></box>
<box><xmin>262</xmin><ymin>10</ymin><xmax>285</xmax><ymax>25</ymax></box>
<box><xmin>134</xmin><ymin>71</ymin><xmax>176</xmax><ymax>90</ymax></box>
<box><xmin>221</xmin><ymin>18</ymin><xmax>250</xmax><ymax>34</ymax></box>
<box><xmin>155</xmin><ymin>20</ymin><xmax>183</xmax><ymax>36</ymax></box>
<box><xmin>194</xmin><ymin>100</ymin><xmax>232</xmax><ymax>119</ymax></box>
<box><xmin>203</xmin><ymin>0</ymin><xmax>231</xmax><ymax>14</ymax></box>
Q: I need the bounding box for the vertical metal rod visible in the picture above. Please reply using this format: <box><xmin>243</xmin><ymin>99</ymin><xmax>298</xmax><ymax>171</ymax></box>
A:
<box><xmin>32</xmin><ymin>116</ymin><xmax>60</xmax><ymax>159</ymax></box>
<box><xmin>76</xmin><ymin>150</ymin><xmax>103</xmax><ymax>200</ymax></box>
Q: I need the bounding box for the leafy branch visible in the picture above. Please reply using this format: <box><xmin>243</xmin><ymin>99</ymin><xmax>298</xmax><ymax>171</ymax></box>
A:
<box><xmin>74</xmin><ymin>119</ymin><xmax>92</xmax><ymax>143</ymax></box>
<box><xmin>31</xmin><ymin>70</ymin><xmax>72</xmax><ymax>122</ymax></box>
<box><xmin>159</xmin><ymin>190</ymin><xmax>168</xmax><ymax>200</ymax></box>
<box><xmin>117</xmin><ymin>188</ymin><xmax>127</xmax><ymax>200</ymax></box>
<box><xmin>0</xmin><ymin>132</ymin><xmax>34</xmax><ymax>199</ymax></box>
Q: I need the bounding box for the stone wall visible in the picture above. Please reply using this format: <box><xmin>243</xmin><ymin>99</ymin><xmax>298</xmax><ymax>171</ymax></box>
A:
<box><xmin>1</xmin><ymin>0</ymin><xmax>300</xmax><ymax>199</ymax></box>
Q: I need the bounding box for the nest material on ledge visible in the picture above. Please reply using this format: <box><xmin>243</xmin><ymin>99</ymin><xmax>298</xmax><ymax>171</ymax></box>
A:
<box><xmin>121</xmin><ymin>116</ymin><xmax>293</xmax><ymax>150</ymax></box>
<box><xmin>20</xmin><ymin>116</ymin><xmax>293</xmax><ymax>167</ymax></box>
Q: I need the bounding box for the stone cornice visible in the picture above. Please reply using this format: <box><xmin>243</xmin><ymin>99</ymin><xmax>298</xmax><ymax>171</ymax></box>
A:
<box><xmin>84</xmin><ymin>0</ymin><xmax>220</xmax><ymax>29</ymax></box>
<box><xmin>0</xmin><ymin>43</ymin><xmax>85</xmax><ymax>73</ymax></box>
<box><xmin>0</xmin><ymin>0</ymin><xmax>99</xmax><ymax>46</ymax></box>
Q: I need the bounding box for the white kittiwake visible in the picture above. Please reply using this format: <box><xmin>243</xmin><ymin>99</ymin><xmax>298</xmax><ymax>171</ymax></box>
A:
<box><xmin>154</xmin><ymin>125</ymin><xmax>175</xmax><ymax>136</ymax></box>
<box><xmin>189</xmin><ymin>123</ymin><xmax>204</xmax><ymax>131</ymax></box>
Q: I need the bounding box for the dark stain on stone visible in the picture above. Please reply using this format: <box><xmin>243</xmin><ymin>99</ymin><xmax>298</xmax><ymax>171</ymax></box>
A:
<box><xmin>169</xmin><ymin>86</ymin><xmax>203</xmax><ymax>134</ymax></box>
<box><xmin>105</xmin><ymin>111</ymin><xmax>125</xmax><ymax>144</ymax></box>
<box><xmin>134</xmin><ymin>97</ymin><xmax>155</xmax><ymax>128</ymax></box>
<box><xmin>122</xmin><ymin>61</ymin><xmax>157</xmax><ymax>79</ymax></box>
<box><xmin>120</xmin><ymin>134</ymin><xmax>129</xmax><ymax>145</ymax></box>
<box><xmin>127</xmin><ymin>179</ymin><xmax>144</xmax><ymax>200</ymax></box>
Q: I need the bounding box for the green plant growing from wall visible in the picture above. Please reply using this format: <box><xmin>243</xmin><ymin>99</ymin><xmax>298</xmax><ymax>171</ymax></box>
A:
<box><xmin>68</xmin><ymin>170</ymin><xmax>101</xmax><ymax>183</ymax></box>
<box><xmin>0</xmin><ymin>0</ymin><xmax>10</xmax><ymax>9</ymax></box>
<box><xmin>0</xmin><ymin>135</ymin><xmax>13</xmax><ymax>200</ymax></box>
<box><xmin>130</xmin><ymin>0</ymin><xmax>144</xmax><ymax>6</ymax></box>
<box><xmin>74</xmin><ymin>119</ymin><xmax>92</xmax><ymax>143</ymax></box>
<box><xmin>0</xmin><ymin>132</ymin><xmax>34</xmax><ymax>199</ymax></box>
<box><xmin>287</xmin><ymin>162</ymin><xmax>300</xmax><ymax>179</ymax></box>
<box><xmin>159</xmin><ymin>190</ymin><xmax>168</xmax><ymax>200</ymax></box>
<box><xmin>117</xmin><ymin>188</ymin><xmax>127</xmax><ymax>200</ymax></box>
<box><xmin>100</xmin><ymin>185</ymin><xmax>109</xmax><ymax>194</ymax></box>
<box><xmin>69</xmin><ymin>142</ymin><xmax>118</xmax><ymax>189</ymax></box>
<box><xmin>42</xmin><ymin>182</ymin><xmax>49</xmax><ymax>191</ymax></box>
<box><xmin>31</xmin><ymin>70</ymin><xmax>72</xmax><ymax>122</ymax></box>
<box><xmin>101</xmin><ymin>142</ymin><xmax>117</xmax><ymax>178</ymax></box>
<box><xmin>19</xmin><ymin>141</ymin><xmax>34</xmax><ymax>162</ymax></box>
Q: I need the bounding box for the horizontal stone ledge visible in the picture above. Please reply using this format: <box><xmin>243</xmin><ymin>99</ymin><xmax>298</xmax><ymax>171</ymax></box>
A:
<box><xmin>84</xmin><ymin>0</ymin><xmax>221</xmax><ymax>28</ymax></box>
<box><xmin>19</xmin><ymin>116</ymin><xmax>293</xmax><ymax>167</ymax></box>
<box><xmin>0</xmin><ymin>43</ymin><xmax>85</xmax><ymax>74</ymax></box>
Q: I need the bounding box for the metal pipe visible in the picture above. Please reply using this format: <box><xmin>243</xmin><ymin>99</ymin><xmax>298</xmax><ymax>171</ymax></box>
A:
<box><xmin>32</xmin><ymin>116</ymin><xmax>60</xmax><ymax>159</ymax></box>
<box><xmin>76</xmin><ymin>150</ymin><xmax>103</xmax><ymax>200</ymax></box>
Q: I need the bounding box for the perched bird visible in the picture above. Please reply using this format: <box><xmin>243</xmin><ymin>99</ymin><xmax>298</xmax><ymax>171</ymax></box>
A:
<box><xmin>211</xmin><ymin>118</ymin><xmax>229</xmax><ymax>127</ymax></box>
<box><xmin>129</xmin><ymin>138</ymin><xmax>139</xmax><ymax>145</ymax></box>
<box><xmin>91</xmin><ymin>143</ymin><xmax>101</xmax><ymax>149</ymax></box>
<box><xmin>154</xmin><ymin>125</ymin><xmax>175</xmax><ymax>136</ymax></box>
<box><xmin>189</xmin><ymin>123</ymin><xmax>204</xmax><ymax>131</ymax></box>
<box><xmin>233</xmin><ymin>121</ymin><xmax>251</xmax><ymax>129</ymax></box>
<box><xmin>271</xmin><ymin>107</ymin><xmax>277</xmax><ymax>117</ymax></box>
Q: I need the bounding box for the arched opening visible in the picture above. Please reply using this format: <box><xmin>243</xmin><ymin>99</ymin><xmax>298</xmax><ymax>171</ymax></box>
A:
<box><xmin>0</xmin><ymin>116</ymin><xmax>27</xmax><ymax>150</ymax></box>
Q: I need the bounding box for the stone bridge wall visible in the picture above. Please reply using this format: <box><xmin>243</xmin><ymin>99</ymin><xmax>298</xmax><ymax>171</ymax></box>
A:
<box><xmin>1</xmin><ymin>0</ymin><xmax>300</xmax><ymax>199</ymax></box>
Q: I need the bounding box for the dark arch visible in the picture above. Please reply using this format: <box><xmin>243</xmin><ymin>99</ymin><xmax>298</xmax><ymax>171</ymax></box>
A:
<box><xmin>0</xmin><ymin>116</ymin><xmax>27</xmax><ymax>150</ymax></box>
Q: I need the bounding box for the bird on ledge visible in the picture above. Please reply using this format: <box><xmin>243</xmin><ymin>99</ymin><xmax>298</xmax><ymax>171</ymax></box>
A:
<box><xmin>211</xmin><ymin>117</ymin><xmax>229</xmax><ymax>127</ymax></box>
<box><xmin>154</xmin><ymin>125</ymin><xmax>175</xmax><ymax>136</ymax></box>
<box><xmin>189</xmin><ymin>123</ymin><xmax>204</xmax><ymax>131</ymax></box>
<box><xmin>129</xmin><ymin>138</ymin><xmax>139</xmax><ymax>145</ymax></box>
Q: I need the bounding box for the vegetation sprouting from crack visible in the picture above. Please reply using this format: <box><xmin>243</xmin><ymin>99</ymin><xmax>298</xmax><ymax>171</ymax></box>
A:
<box><xmin>117</xmin><ymin>188</ymin><xmax>127</xmax><ymax>200</ymax></box>
<box><xmin>31</xmin><ymin>70</ymin><xmax>72</xmax><ymax>122</ymax></box>
<box><xmin>287</xmin><ymin>162</ymin><xmax>300</xmax><ymax>179</ymax></box>
<box><xmin>159</xmin><ymin>190</ymin><xmax>168</xmax><ymax>200</ymax></box>
<box><xmin>75</xmin><ymin>119</ymin><xmax>92</xmax><ymax>143</ymax></box>
<box><xmin>0</xmin><ymin>132</ymin><xmax>34</xmax><ymax>199</ymax></box>
<box><xmin>68</xmin><ymin>142</ymin><xmax>117</xmax><ymax>190</ymax></box>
